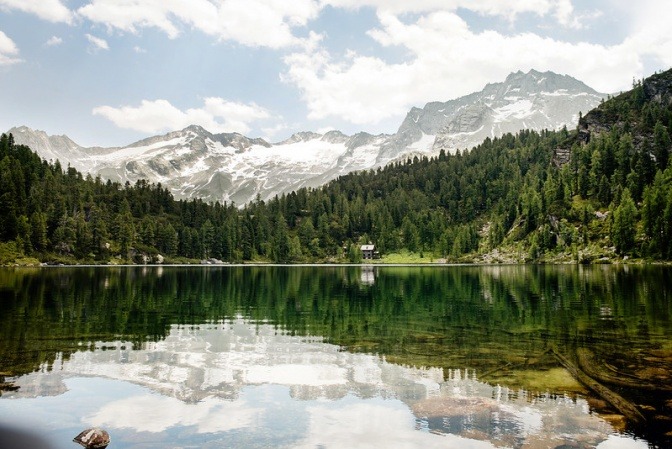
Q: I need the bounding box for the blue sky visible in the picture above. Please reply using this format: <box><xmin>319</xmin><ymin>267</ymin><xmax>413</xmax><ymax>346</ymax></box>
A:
<box><xmin>0</xmin><ymin>0</ymin><xmax>671</xmax><ymax>147</ymax></box>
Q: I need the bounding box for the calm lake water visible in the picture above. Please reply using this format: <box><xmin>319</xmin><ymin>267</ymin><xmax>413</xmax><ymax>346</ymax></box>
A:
<box><xmin>0</xmin><ymin>265</ymin><xmax>671</xmax><ymax>449</ymax></box>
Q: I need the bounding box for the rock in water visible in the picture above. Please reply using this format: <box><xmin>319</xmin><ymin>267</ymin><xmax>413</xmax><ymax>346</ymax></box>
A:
<box><xmin>73</xmin><ymin>428</ymin><xmax>110</xmax><ymax>449</ymax></box>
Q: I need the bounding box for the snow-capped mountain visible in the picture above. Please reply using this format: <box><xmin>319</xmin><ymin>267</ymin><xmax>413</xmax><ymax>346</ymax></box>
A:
<box><xmin>9</xmin><ymin>70</ymin><xmax>604</xmax><ymax>205</ymax></box>
<box><xmin>385</xmin><ymin>69</ymin><xmax>603</xmax><ymax>160</ymax></box>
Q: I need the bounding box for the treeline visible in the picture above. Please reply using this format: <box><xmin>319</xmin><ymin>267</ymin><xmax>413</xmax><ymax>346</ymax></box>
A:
<box><xmin>1</xmin><ymin>68</ymin><xmax>672</xmax><ymax>264</ymax></box>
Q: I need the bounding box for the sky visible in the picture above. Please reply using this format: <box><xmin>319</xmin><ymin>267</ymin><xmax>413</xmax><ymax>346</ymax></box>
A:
<box><xmin>0</xmin><ymin>0</ymin><xmax>671</xmax><ymax>148</ymax></box>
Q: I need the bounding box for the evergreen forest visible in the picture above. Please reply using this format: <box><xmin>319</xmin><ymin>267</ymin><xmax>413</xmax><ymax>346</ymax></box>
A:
<box><xmin>1</xmin><ymin>68</ymin><xmax>672</xmax><ymax>265</ymax></box>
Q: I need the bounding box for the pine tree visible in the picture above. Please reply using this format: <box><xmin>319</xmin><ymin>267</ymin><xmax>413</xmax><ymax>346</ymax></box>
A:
<box><xmin>89</xmin><ymin>205</ymin><xmax>109</xmax><ymax>258</ymax></box>
<box><xmin>273</xmin><ymin>214</ymin><xmax>291</xmax><ymax>263</ymax></box>
<box><xmin>29</xmin><ymin>211</ymin><xmax>48</xmax><ymax>252</ymax></box>
<box><xmin>16</xmin><ymin>215</ymin><xmax>31</xmax><ymax>254</ymax></box>
<box><xmin>401</xmin><ymin>216</ymin><xmax>420</xmax><ymax>252</ymax></box>
<box><xmin>611</xmin><ymin>188</ymin><xmax>637</xmax><ymax>254</ymax></box>
<box><xmin>347</xmin><ymin>243</ymin><xmax>362</xmax><ymax>263</ymax></box>
<box><xmin>0</xmin><ymin>157</ymin><xmax>18</xmax><ymax>240</ymax></box>
<box><xmin>156</xmin><ymin>222</ymin><xmax>178</xmax><ymax>256</ymax></box>
<box><xmin>654</xmin><ymin>121</ymin><xmax>671</xmax><ymax>171</ymax></box>
<box><xmin>200</xmin><ymin>219</ymin><xmax>215</xmax><ymax>259</ymax></box>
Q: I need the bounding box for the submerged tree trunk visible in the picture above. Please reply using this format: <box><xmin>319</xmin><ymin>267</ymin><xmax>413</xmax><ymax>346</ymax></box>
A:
<box><xmin>550</xmin><ymin>347</ymin><xmax>646</xmax><ymax>425</ymax></box>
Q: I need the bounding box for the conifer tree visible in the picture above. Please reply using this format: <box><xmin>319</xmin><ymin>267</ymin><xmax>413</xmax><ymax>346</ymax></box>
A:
<box><xmin>654</xmin><ymin>121</ymin><xmax>671</xmax><ymax>171</ymax></box>
<box><xmin>611</xmin><ymin>188</ymin><xmax>637</xmax><ymax>254</ymax></box>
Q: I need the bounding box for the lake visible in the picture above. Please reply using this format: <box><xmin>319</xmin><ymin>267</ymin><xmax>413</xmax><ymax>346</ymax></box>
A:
<box><xmin>0</xmin><ymin>265</ymin><xmax>670</xmax><ymax>448</ymax></box>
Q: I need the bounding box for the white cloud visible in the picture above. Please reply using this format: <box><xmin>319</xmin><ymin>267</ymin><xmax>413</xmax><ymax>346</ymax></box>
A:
<box><xmin>45</xmin><ymin>36</ymin><xmax>63</xmax><ymax>47</ymax></box>
<box><xmin>595</xmin><ymin>435</ymin><xmax>649</xmax><ymax>449</ymax></box>
<box><xmin>92</xmin><ymin>97</ymin><xmax>272</xmax><ymax>135</ymax></box>
<box><xmin>85</xmin><ymin>33</ymin><xmax>109</xmax><ymax>51</ymax></box>
<box><xmin>88</xmin><ymin>394</ymin><xmax>262</xmax><ymax>434</ymax></box>
<box><xmin>77</xmin><ymin>0</ymin><xmax>321</xmax><ymax>48</ymax></box>
<box><xmin>261</xmin><ymin>122</ymin><xmax>290</xmax><ymax>141</ymax></box>
<box><xmin>296</xmin><ymin>402</ymin><xmax>500</xmax><ymax>449</ymax></box>
<box><xmin>550</xmin><ymin>0</ymin><xmax>602</xmax><ymax>29</ymax></box>
<box><xmin>0</xmin><ymin>0</ymin><xmax>72</xmax><ymax>23</ymax></box>
<box><xmin>282</xmin><ymin>6</ymin><xmax>661</xmax><ymax>127</ymax></box>
<box><xmin>323</xmin><ymin>0</ymin><xmax>581</xmax><ymax>23</ymax></box>
<box><xmin>0</xmin><ymin>30</ymin><xmax>21</xmax><ymax>65</ymax></box>
<box><xmin>133</xmin><ymin>46</ymin><xmax>146</xmax><ymax>53</ymax></box>
<box><xmin>621</xmin><ymin>1</ymin><xmax>672</xmax><ymax>69</ymax></box>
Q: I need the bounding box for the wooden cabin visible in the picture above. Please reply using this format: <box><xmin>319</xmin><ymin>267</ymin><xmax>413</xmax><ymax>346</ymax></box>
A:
<box><xmin>361</xmin><ymin>244</ymin><xmax>376</xmax><ymax>260</ymax></box>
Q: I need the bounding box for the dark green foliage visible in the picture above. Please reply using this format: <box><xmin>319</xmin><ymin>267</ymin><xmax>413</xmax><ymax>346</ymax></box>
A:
<box><xmin>2</xmin><ymin>68</ymin><xmax>672</xmax><ymax>263</ymax></box>
<box><xmin>654</xmin><ymin>121</ymin><xmax>671</xmax><ymax>171</ymax></box>
<box><xmin>347</xmin><ymin>242</ymin><xmax>362</xmax><ymax>263</ymax></box>
<box><xmin>611</xmin><ymin>188</ymin><xmax>637</xmax><ymax>254</ymax></box>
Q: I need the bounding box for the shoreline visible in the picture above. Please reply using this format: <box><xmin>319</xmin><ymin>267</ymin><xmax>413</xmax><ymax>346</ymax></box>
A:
<box><xmin>2</xmin><ymin>260</ymin><xmax>669</xmax><ymax>268</ymax></box>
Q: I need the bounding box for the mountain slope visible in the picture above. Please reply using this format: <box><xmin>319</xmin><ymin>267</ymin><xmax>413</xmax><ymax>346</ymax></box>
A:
<box><xmin>9</xmin><ymin>70</ymin><xmax>604</xmax><ymax>205</ymax></box>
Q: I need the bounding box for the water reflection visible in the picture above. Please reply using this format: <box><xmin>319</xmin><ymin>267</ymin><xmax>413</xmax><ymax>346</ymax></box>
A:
<box><xmin>1</xmin><ymin>320</ymin><xmax>645</xmax><ymax>449</ymax></box>
<box><xmin>0</xmin><ymin>265</ymin><xmax>670</xmax><ymax>448</ymax></box>
<box><xmin>360</xmin><ymin>266</ymin><xmax>376</xmax><ymax>285</ymax></box>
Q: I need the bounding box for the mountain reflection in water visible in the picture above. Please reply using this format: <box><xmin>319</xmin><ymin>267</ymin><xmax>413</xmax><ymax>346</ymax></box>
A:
<box><xmin>0</xmin><ymin>265</ymin><xmax>669</xmax><ymax>448</ymax></box>
<box><xmin>1</xmin><ymin>320</ymin><xmax>642</xmax><ymax>449</ymax></box>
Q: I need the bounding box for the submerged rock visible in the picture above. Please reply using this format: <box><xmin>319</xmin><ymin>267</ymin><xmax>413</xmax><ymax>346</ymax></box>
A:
<box><xmin>73</xmin><ymin>428</ymin><xmax>110</xmax><ymax>449</ymax></box>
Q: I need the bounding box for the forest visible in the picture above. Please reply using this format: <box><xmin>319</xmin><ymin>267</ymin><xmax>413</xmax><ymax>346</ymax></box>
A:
<box><xmin>1</xmin><ymin>68</ymin><xmax>672</xmax><ymax>265</ymax></box>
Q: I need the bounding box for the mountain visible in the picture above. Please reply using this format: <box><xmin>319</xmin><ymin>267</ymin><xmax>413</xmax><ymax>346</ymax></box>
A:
<box><xmin>9</xmin><ymin>70</ymin><xmax>604</xmax><ymax>205</ymax></box>
<box><xmin>389</xmin><ymin>69</ymin><xmax>603</xmax><ymax>160</ymax></box>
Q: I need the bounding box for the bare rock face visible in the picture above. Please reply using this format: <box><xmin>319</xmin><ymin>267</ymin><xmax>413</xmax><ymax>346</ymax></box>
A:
<box><xmin>442</xmin><ymin>104</ymin><xmax>488</xmax><ymax>134</ymax></box>
<box><xmin>644</xmin><ymin>70</ymin><xmax>672</xmax><ymax>105</ymax></box>
<box><xmin>553</xmin><ymin>147</ymin><xmax>571</xmax><ymax>166</ymax></box>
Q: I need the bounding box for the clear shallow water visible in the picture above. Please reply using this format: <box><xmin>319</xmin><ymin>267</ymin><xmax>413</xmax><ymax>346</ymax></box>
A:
<box><xmin>0</xmin><ymin>265</ymin><xmax>670</xmax><ymax>448</ymax></box>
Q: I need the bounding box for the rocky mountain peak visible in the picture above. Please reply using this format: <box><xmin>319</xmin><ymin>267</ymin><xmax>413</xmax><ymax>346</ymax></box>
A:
<box><xmin>321</xmin><ymin>130</ymin><xmax>349</xmax><ymax>144</ymax></box>
<box><xmin>278</xmin><ymin>131</ymin><xmax>323</xmax><ymax>145</ymax></box>
<box><xmin>214</xmin><ymin>132</ymin><xmax>271</xmax><ymax>151</ymax></box>
<box><xmin>182</xmin><ymin>124</ymin><xmax>212</xmax><ymax>136</ymax></box>
<box><xmin>7</xmin><ymin>125</ymin><xmax>86</xmax><ymax>165</ymax></box>
<box><xmin>498</xmin><ymin>69</ymin><xmax>598</xmax><ymax>96</ymax></box>
<box><xmin>9</xmin><ymin>125</ymin><xmax>78</xmax><ymax>146</ymax></box>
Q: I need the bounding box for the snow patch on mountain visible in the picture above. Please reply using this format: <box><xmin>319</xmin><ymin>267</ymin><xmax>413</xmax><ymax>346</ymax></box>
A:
<box><xmin>494</xmin><ymin>99</ymin><xmax>535</xmax><ymax>121</ymax></box>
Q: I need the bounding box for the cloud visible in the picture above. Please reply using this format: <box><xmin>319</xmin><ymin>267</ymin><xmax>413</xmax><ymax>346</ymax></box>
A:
<box><xmin>282</xmin><ymin>7</ymin><xmax>659</xmax><ymax>127</ymax></box>
<box><xmin>296</xmin><ymin>402</ymin><xmax>500</xmax><ymax>449</ymax></box>
<box><xmin>261</xmin><ymin>122</ymin><xmax>290</xmax><ymax>142</ymax></box>
<box><xmin>621</xmin><ymin>1</ymin><xmax>672</xmax><ymax>69</ymax></box>
<box><xmin>0</xmin><ymin>0</ymin><xmax>72</xmax><ymax>23</ymax></box>
<box><xmin>322</xmin><ymin>0</ymin><xmax>582</xmax><ymax>24</ymax></box>
<box><xmin>85</xmin><ymin>33</ymin><xmax>109</xmax><ymax>51</ymax></box>
<box><xmin>76</xmin><ymin>0</ymin><xmax>321</xmax><ymax>49</ymax></box>
<box><xmin>88</xmin><ymin>394</ymin><xmax>262</xmax><ymax>434</ymax></box>
<box><xmin>0</xmin><ymin>30</ymin><xmax>21</xmax><ymax>65</ymax></box>
<box><xmin>92</xmin><ymin>97</ymin><xmax>272</xmax><ymax>135</ymax></box>
<box><xmin>45</xmin><ymin>36</ymin><xmax>63</xmax><ymax>47</ymax></box>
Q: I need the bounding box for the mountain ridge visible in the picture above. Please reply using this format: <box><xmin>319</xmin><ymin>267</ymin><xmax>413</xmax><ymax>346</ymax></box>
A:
<box><xmin>8</xmin><ymin>69</ymin><xmax>605</xmax><ymax>205</ymax></box>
